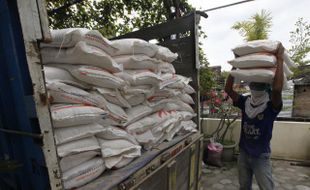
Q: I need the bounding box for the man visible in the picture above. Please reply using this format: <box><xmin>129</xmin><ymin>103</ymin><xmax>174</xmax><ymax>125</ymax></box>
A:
<box><xmin>225</xmin><ymin>43</ymin><xmax>285</xmax><ymax>190</ymax></box>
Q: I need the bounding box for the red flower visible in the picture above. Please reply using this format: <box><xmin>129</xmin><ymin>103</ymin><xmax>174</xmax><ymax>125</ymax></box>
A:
<box><xmin>215</xmin><ymin>98</ymin><xmax>222</xmax><ymax>106</ymax></box>
<box><xmin>210</xmin><ymin>90</ymin><xmax>217</xmax><ymax>98</ymax></box>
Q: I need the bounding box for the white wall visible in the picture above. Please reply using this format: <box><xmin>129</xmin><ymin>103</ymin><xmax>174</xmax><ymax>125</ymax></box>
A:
<box><xmin>202</xmin><ymin>118</ymin><xmax>310</xmax><ymax>161</ymax></box>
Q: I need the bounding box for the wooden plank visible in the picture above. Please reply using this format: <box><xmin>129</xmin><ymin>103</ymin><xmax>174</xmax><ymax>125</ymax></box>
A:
<box><xmin>17</xmin><ymin>0</ymin><xmax>42</xmax><ymax>41</ymax></box>
<box><xmin>16</xmin><ymin>0</ymin><xmax>63</xmax><ymax>189</ymax></box>
<box><xmin>36</xmin><ymin>0</ymin><xmax>52</xmax><ymax>42</ymax></box>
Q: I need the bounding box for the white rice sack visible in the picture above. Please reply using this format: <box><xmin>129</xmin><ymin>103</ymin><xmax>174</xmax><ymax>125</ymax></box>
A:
<box><xmin>164</xmin><ymin>120</ymin><xmax>183</xmax><ymax>141</ymax></box>
<box><xmin>123</xmin><ymin>93</ymin><xmax>145</xmax><ymax>106</ymax></box>
<box><xmin>40</xmin><ymin>28</ymin><xmax>117</xmax><ymax>55</ymax></box>
<box><xmin>62</xmin><ymin>157</ymin><xmax>105</xmax><ymax>190</ymax></box>
<box><xmin>177</xmin><ymin>111</ymin><xmax>197</xmax><ymax>120</ymax></box>
<box><xmin>158</xmin><ymin>62</ymin><xmax>176</xmax><ymax>74</ymax></box>
<box><xmin>232</xmin><ymin>40</ymin><xmax>297</xmax><ymax>68</ymax></box>
<box><xmin>283</xmin><ymin>50</ymin><xmax>297</xmax><ymax>68</ymax></box>
<box><xmin>122</xmin><ymin>85</ymin><xmax>155</xmax><ymax>96</ymax></box>
<box><xmin>228</xmin><ymin>53</ymin><xmax>294</xmax><ymax>77</ymax></box>
<box><xmin>124</xmin><ymin>104</ymin><xmax>153</xmax><ymax>127</ymax></box>
<box><xmin>115</xmin><ymin>70</ymin><xmax>162</xmax><ymax>86</ymax></box>
<box><xmin>228</xmin><ymin>54</ymin><xmax>277</xmax><ymax>68</ymax></box>
<box><xmin>126</xmin><ymin>110</ymin><xmax>178</xmax><ymax>135</ymax></box>
<box><xmin>154</xmin><ymin>45</ymin><xmax>178</xmax><ymax>62</ymax></box>
<box><xmin>148</xmin><ymin>99</ymin><xmax>194</xmax><ymax>113</ymax></box>
<box><xmin>98</xmin><ymin>138</ymin><xmax>141</xmax><ymax>163</ymax></box>
<box><xmin>57</xmin><ymin>136</ymin><xmax>100</xmax><ymax>158</ymax></box>
<box><xmin>61</xmin><ymin>65</ymin><xmax>126</xmax><ymax>89</ymax></box>
<box><xmin>89</xmin><ymin>91</ymin><xmax>128</xmax><ymax>124</ymax></box>
<box><xmin>283</xmin><ymin>63</ymin><xmax>293</xmax><ymax>76</ymax></box>
<box><xmin>178</xmin><ymin>94</ymin><xmax>195</xmax><ymax>104</ymax></box>
<box><xmin>44</xmin><ymin>66</ymin><xmax>90</xmax><ymax>89</ymax></box>
<box><xmin>230</xmin><ymin>68</ymin><xmax>276</xmax><ymax>84</ymax></box>
<box><xmin>97</xmin><ymin>117</ymin><xmax>119</xmax><ymax>127</ymax></box>
<box><xmin>166</xmin><ymin>75</ymin><xmax>192</xmax><ymax>89</ymax></box>
<box><xmin>184</xmin><ymin>84</ymin><xmax>196</xmax><ymax>94</ymax></box>
<box><xmin>177</xmin><ymin>120</ymin><xmax>198</xmax><ymax>136</ymax></box>
<box><xmin>132</xmin><ymin>130</ymin><xmax>160</xmax><ymax>147</ymax></box>
<box><xmin>51</xmin><ymin>104</ymin><xmax>107</xmax><ymax>128</ymax></box>
<box><xmin>152</xmin><ymin>113</ymin><xmax>181</xmax><ymax>135</ymax></box>
<box><xmin>96</xmin><ymin>126</ymin><xmax>138</xmax><ymax>145</ymax></box>
<box><xmin>146</xmin><ymin>88</ymin><xmax>182</xmax><ymax>102</ymax></box>
<box><xmin>94</xmin><ymin>87</ymin><xmax>130</xmax><ymax>108</ymax></box>
<box><xmin>103</xmin><ymin>149</ymin><xmax>140</xmax><ymax>169</ymax></box>
<box><xmin>60</xmin><ymin>151</ymin><xmax>98</xmax><ymax>172</ymax></box>
<box><xmin>41</xmin><ymin>41</ymin><xmax>123</xmax><ymax>73</ymax></box>
<box><xmin>113</xmin><ymin>157</ymin><xmax>134</xmax><ymax>169</ymax></box>
<box><xmin>111</xmin><ymin>38</ymin><xmax>158</xmax><ymax>57</ymax></box>
<box><xmin>231</xmin><ymin>69</ymin><xmax>289</xmax><ymax>90</ymax></box>
<box><xmin>54</xmin><ymin>123</ymin><xmax>105</xmax><ymax>145</ymax></box>
<box><xmin>134</xmin><ymin>115</ymin><xmax>181</xmax><ymax>149</ymax></box>
<box><xmin>47</xmin><ymin>82</ymin><xmax>100</xmax><ymax>106</ymax></box>
<box><xmin>232</xmin><ymin>40</ymin><xmax>279</xmax><ymax>56</ymax></box>
<box><xmin>159</xmin><ymin>73</ymin><xmax>180</xmax><ymax>89</ymax></box>
<box><xmin>113</xmin><ymin>54</ymin><xmax>162</xmax><ymax>71</ymax></box>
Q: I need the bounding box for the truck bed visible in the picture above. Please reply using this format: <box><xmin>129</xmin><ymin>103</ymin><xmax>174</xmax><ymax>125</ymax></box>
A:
<box><xmin>79</xmin><ymin>133</ymin><xmax>201</xmax><ymax>190</ymax></box>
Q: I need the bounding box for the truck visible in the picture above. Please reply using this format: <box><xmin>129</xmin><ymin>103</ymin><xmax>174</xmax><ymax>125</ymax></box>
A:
<box><xmin>0</xmin><ymin>0</ymin><xmax>207</xmax><ymax>189</ymax></box>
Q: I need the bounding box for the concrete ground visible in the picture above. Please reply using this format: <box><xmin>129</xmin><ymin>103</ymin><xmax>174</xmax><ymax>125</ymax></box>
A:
<box><xmin>201</xmin><ymin>160</ymin><xmax>310</xmax><ymax>190</ymax></box>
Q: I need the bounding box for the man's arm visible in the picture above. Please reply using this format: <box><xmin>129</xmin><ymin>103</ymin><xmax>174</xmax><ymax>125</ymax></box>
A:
<box><xmin>271</xmin><ymin>43</ymin><xmax>285</xmax><ymax>110</ymax></box>
<box><xmin>225</xmin><ymin>70</ymin><xmax>239</xmax><ymax>103</ymax></box>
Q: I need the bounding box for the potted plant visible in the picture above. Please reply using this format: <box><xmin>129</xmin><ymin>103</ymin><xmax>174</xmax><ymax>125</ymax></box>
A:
<box><xmin>204</xmin><ymin>89</ymin><xmax>240</xmax><ymax>162</ymax></box>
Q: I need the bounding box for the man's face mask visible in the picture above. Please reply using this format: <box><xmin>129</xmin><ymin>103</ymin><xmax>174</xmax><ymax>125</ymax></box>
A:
<box><xmin>249</xmin><ymin>83</ymin><xmax>269</xmax><ymax>98</ymax></box>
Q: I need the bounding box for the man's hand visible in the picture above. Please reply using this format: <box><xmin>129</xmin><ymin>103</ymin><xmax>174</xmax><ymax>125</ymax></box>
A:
<box><xmin>271</xmin><ymin>42</ymin><xmax>285</xmax><ymax>111</ymax></box>
<box><xmin>225</xmin><ymin>67</ymin><xmax>239</xmax><ymax>104</ymax></box>
<box><xmin>276</xmin><ymin>43</ymin><xmax>285</xmax><ymax>63</ymax></box>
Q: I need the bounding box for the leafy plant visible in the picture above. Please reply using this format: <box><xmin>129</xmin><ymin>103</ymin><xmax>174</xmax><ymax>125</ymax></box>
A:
<box><xmin>288</xmin><ymin>17</ymin><xmax>310</xmax><ymax>73</ymax></box>
<box><xmin>46</xmin><ymin>0</ymin><xmax>193</xmax><ymax>38</ymax></box>
<box><xmin>232</xmin><ymin>9</ymin><xmax>272</xmax><ymax>41</ymax></box>
<box><xmin>199</xmin><ymin>66</ymin><xmax>215</xmax><ymax>95</ymax></box>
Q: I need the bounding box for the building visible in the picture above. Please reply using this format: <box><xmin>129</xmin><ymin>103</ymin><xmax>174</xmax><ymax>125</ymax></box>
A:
<box><xmin>292</xmin><ymin>75</ymin><xmax>310</xmax><ymax>118</ymax></box>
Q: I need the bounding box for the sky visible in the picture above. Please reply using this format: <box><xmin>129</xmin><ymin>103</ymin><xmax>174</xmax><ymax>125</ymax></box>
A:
<box><xmin>188</xmin><ymin>0</ymin><xmax>310</xmax><ymax>71</ymax></box>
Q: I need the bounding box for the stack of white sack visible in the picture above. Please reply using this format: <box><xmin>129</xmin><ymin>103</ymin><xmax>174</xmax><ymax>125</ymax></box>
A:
<box><xmin>50</xmin><ymin>104</ymin><xmax>106</xmax><ymax>189</ymax></box>
<box><xmin>96</xmin><ymin>126</ymin><xmax>141</xmax><ymax>169</ymax></box>
<box><xmin>40</xmin><ymin>28</ymin><xmax>128</xmax><ymax>189</ymax></box>
<box><xmin>41</xmin><ymin>29</ymin><xmax>197</xmax><ymax>185</ymax></box>
<box><xmin>228</xmin><ymin>40</ymin><xmax>297</xmax><ymax>89</ymax></box>
<box><xmin>106</xmin><ymin>38</ymin><xmax>197</xmax><ymax>149</ymax></box>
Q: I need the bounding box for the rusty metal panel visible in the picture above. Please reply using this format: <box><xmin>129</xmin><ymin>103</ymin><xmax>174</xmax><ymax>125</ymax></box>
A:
<box><xmin>189</xmin><ymin>144</ymin><xmax>197</xmax><ymax>190</ymax></box>
<box><xmin>136</xmin><ymin>166</ymin><xmax>168</xmax><ymax>190</ymax></box>
<box><xmin>167</xmin><ymin>160</ymin><xmax>177</xmax><ymax>190</ymax></box>
<box><xmin>197</xmin><ymin>138</ymin><xmax>204</xmax><ymax>190</ymax></box>
<box><xmin>175</xmin><ymin>147</ymin><xmax>190</xmax><ymax>190</ymax></box>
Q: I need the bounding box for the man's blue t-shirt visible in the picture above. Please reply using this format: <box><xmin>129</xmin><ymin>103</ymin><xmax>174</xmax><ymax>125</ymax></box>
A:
<box><xmin>234</xmin><ymin>95</ymin><xmax>282</xmax><ymax>157</ymax></box>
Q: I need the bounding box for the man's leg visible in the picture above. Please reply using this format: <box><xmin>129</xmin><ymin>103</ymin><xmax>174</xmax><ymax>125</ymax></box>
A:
<box><xmin>252</xmin><ymin>153</ymin><xmax>274</xmax><ymax>190</ymax></box>
<box><xmin>238</xmin><ymin>150</ymin><xmax>253</xmax><ymax>190</ymax></box>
